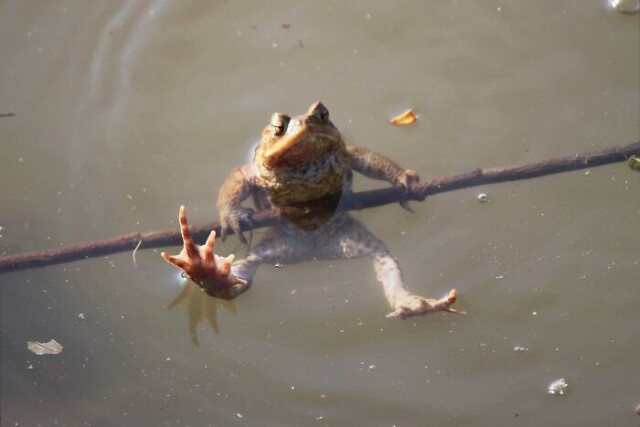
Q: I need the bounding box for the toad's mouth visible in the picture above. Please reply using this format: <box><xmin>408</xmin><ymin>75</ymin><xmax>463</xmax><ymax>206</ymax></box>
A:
<box><xmin>263</xmin><ymin>125</ymin><xmax>342</xmax><ymax>168</ymax></box>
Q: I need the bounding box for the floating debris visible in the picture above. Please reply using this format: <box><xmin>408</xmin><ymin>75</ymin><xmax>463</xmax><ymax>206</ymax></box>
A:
<box><xmin>390</xmin><ymin>109</ymin><xmax>417</xmax><ymax>126</ymax></box>
<box><xmin>477</xmin><ymin>193</ymin><xmax>489</xmax><ymax>203</ymax></box>
<box><xmin>628</xmin><ymin>155</ymin><xmax>640</xmax><ymax>171</ymax></box>
<box><xmin>0</xmin><ymin>111</ymin><xmax>16</xmax><ymax>118</ymax></box>
<box><xmin>27</xmin><ymin>339</ymin><xmax>63</xmax><ymax>356</ymax></box>
<box><xmin>547</xmin><ymin>378</ymin><xmax>568</xmax><ymax>395</ymax></box>
<box><xmin>607</xmin><ymin>0</ymin><xmax>640</xmax><ymax>14</ymax></box>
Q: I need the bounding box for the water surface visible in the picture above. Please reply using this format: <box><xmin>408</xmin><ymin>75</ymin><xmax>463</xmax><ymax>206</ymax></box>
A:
<box><xmin>1</xmin><ymin>1</ymin><xmax>639</xmax><ymax>426</ymax></box>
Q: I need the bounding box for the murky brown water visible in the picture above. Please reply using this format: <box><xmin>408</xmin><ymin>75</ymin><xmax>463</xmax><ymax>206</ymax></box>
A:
<box><xmin>1</xmin><ymin>1</ymin><xmax>639</xmax><ymax>426</ymax></box>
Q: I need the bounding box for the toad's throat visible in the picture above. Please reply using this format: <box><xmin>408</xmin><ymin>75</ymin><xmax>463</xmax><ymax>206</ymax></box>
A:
<box><xmin>259</xmin><ymin>154</ymin><xmax>350</xmax><ymax>229</ymax></box>
<box><xmin>265</xmin><ymin>167</ymin><xmax>346</xmax><ymax>221</ymax></box>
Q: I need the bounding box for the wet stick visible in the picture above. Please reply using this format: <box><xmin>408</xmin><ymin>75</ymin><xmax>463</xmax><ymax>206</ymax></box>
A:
<box><xmin>0</xmin><ymin>141</ymin><xmax>638</xmax><ymax>274</ymax></box>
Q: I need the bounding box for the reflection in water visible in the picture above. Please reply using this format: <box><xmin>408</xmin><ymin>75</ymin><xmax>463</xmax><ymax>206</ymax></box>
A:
<box><xmin>167</xmin><ymin>281</ymin><xmax>236</xmax><ymax>345</ymax></box>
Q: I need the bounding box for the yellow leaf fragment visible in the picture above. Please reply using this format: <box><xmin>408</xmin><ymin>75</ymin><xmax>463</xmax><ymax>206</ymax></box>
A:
<box><xmin>390</xmin><ymin>109</ymin><xmax>417</xmax><ymax>126</ymax></box>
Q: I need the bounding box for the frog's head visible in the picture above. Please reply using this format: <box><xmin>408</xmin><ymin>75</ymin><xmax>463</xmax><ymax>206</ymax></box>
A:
<box><xmin>255</xmin><ymin>101</ymin><xmax>345</xmax><ymax>170</ymax></box>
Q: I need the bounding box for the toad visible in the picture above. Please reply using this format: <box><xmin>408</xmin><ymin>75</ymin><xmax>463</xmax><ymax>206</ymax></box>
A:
<box><xmin>161</xmin><ymin>102</ymin><xmax>462</xmax><ymax>319</ymax></box>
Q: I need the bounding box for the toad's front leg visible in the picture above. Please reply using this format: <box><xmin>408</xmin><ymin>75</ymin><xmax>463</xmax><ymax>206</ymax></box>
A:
<box><xmin>161</xmin><ymin>206</ymin><xmax>249</xmax><ymax>300</ymax></box>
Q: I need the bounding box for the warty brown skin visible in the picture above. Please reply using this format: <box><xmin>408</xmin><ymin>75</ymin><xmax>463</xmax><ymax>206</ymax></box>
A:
<box><xmin>162</xmin><ymin>101</ymin><xmax>462</xmax><ymax>318</ymax></box>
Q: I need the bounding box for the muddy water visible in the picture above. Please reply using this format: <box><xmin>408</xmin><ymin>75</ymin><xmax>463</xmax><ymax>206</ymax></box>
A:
<box><xmin>1</xmin><ymin>1</ymin><xmax>639</xmax><ymax>426</ymax></box>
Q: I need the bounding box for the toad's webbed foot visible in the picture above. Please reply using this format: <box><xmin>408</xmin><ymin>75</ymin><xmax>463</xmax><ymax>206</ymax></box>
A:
<box><xmin>386</xmin><ymin>289</ymin><xmax>465</xmax><ymax>319</ymax></box>
<box><xmin>161</xmin><ymin>206</ymin><xmax>248</xmax><ymax>300</ymax></box>
<box><xmin>220</xmin><ymin>206</ymin><xmax>254</xmax><ymax>244</ymax></box>
<box><xmin>396</xmin><ymin>169</ymin><xmax>421</xmax><ymax>212</ymax></box>
<box><xmin>396</xmin><ymin>169</ymin><xmax>420</xmax><ymax>193</ymax></box>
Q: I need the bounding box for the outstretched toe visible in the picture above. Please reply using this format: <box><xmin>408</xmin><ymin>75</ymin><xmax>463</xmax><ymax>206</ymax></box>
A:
<box><xmin>161</xmin><ymin>251</ymin><xmax>189</xmax><ymax>270</ymax></box>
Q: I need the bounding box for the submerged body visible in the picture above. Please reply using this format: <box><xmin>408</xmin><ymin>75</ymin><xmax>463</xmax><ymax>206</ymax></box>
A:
<box><xmin>162</xmin><ymin>102</ymin><xmax>461</xmax><ymax>319</ymax></box>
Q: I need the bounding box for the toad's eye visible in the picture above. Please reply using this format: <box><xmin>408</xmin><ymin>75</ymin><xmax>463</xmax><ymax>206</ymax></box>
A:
<box><xmin>270</xmin><ymin>113</ymin><xmax>290</xmax><ymax>137</ymax></box>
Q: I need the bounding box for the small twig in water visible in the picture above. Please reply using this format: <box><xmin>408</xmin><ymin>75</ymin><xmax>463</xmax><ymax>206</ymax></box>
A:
<box><xmin>0</xmin><ymin>141</ymin><xmax>638</xmax><ymax>274</ymax></box>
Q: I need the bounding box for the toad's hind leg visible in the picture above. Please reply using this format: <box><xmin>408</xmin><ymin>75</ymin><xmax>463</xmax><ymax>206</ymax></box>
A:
<box><xmin>231</xmin><ymin>229</ymin><xmax>316</xmax><ymax>287</ymax></box>
<box><xmin>319</xmin><ymin>216</ymin><xmax>462</xmax><ymax>319</ymax></box>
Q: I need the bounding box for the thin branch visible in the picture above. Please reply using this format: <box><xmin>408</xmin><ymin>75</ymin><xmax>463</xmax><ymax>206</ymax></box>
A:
<box><xmin>1</xmin><ymin>141</ymin><xmax>638</xmax><ymax>274</ymax></box>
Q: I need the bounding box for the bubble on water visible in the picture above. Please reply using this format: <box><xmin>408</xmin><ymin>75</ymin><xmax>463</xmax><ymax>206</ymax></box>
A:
<box><xmin>477</xmin><ymin>193</ymin><xmax>489</xmax><ymax>203</ymax></box>
<box><xmin>513</xmin><ymin>346</ymin><xmax>529</xmax><ymax>352</ymax></box>
<box><xmin>607</xmin><ymin>0</ymin><xmax>640</xmax><ymax>14</ymax></box>
<box><xmin>547</xmin><ymin>378</ymin><xmax>569</xmax><ymax>395</ymax></box>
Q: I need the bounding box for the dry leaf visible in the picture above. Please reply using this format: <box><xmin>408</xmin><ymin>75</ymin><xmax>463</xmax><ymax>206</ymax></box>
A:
<box><xmin>390</xmin><ymin>109</ymin><xmax>417</xmax><ymax>126</ymax></box>
<box><xmin>27</xmin><ymin>339</ymin><xmax>63</xmax><ymax>355</ymax></box>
